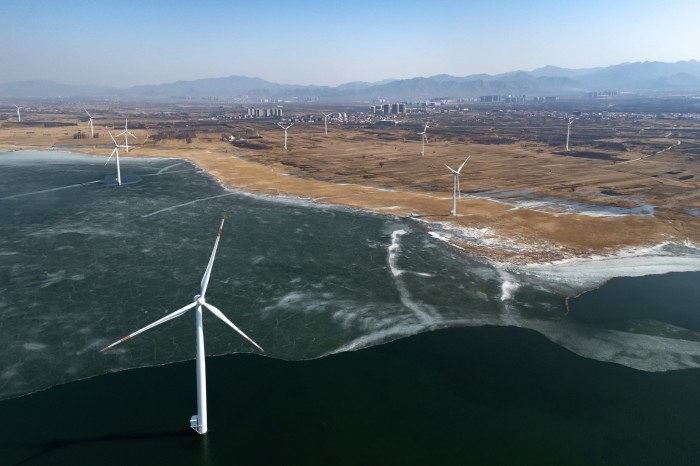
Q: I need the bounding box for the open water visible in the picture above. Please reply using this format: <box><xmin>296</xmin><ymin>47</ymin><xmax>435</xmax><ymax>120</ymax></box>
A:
<box><xmin>2</xmin><ymin>150</ymin><xmax>700</xmax><ymax>464</ymax></box>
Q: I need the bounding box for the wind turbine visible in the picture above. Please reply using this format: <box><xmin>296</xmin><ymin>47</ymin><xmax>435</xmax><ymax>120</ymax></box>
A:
<box><xmin>14</xmin><ymin>105</ymin><xmax>22</xmax><ymax>122</ymax></box>
<box><xmin>418</xmin><ymin>123</ymin><xmax>429</xmax><ymax>156</ymax></box>
<box><xmin>278</xmin><ymin>122</ymin><xmax>294</xmax><ymax>150</ymax></box>
<box><xmin>566</xmin><ymin>116</ymin><xmax>574</xmax><ymax>151</ymax></box>
<box><xmin>84</xmin><ymin>109</ymin><xmax>95</xmax><ymax>137</ymax></box>
<box><xmin>117</xmin><ymin>118</ymin><xmax>136</xmax><ymax>152</ymax></box>
<box><xmin>445</xmin><ymin>156</ymin><xmax>470</xmax><ymax>216</ymax></box>
<box><xmin>321</xmin><ymin>112</ymin><xmax>331</xmax><ymax>135</ymax></box>
<box><xmin>106</xmin><ymin>131</ymin><xmax>125</xmax><ymax>186</ymax></box>
<box><xmin>100</xmin><ymin>217</ymin><xmax>264</xmax><ymax>435</ymax></box>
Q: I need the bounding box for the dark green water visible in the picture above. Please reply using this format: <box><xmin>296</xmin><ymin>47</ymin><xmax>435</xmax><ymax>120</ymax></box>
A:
<box><xmin>2</xmin><ymin>150</ymin><xmax>700</xmax><ymax>464</ymax></box>
<box><xmin>571</xmin><ymin>272</ymin><xmax>700</xmax><ymax>332</ymax></box>
<box><xmin>2</xmin><ymin>326</ymin><xmax>700</xmax><ymax>466</ymax></box>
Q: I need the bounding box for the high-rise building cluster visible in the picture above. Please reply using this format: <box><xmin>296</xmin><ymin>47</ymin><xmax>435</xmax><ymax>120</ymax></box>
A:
<box><xmin>479</xmin><ymin>95</ymin><xmax>527</xmax><ymax>103</ymax></box>
<box><xmin>369</xmin><ymin>103</ymin><xmax>407</xmax><ymax>115</ymax></box>
<box><xmin>246</xmin><ymin>107</ymin><xmax>283</xmax><ymax>118</ymax></box>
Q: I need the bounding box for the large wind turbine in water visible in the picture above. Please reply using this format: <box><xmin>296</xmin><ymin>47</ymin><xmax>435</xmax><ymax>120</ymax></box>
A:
<box><xmin>100</xmin><ymin>217</ymin><xmax>264</xmax><ymax>434</ymax></box>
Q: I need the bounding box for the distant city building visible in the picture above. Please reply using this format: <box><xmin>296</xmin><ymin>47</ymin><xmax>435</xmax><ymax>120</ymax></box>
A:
<box><xmin>479</xmin><ymin>95</ymin><xmax>503</xmax><ymax>103</ymax></box>
<box><xmin>479</xmin><ymin>95</ymin><xmax>526</xmax><ymax>103</ymax></box>
<box><xmin>532</xmin><ymin>96</ymin><xmax>559</xmax><ymax>102</ymax></box>
<box><xmin>246</xmin><ymin>107</ymin><xmax>283</xmax><ymax>118</ymax></box>
<box><xmin>588</xmin><ymin>90</ymin><xmax>620</xmax><ymax>98</ymax></box>
<box><xmin>369</xmin><ymin>103</ymin><xmax>407</xmax><ymax>115</ymax></box>
<box><xmin>505</xmin><ymin>95</ymin><xmax>526</xmax><ymax>103</ymax></box>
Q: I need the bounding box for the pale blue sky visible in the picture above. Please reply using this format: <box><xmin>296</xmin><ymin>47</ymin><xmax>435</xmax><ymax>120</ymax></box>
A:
<box><xmin>1</xmin><ymin>0</ymin><xmax>698</xmax><ymax>87</ymax></box>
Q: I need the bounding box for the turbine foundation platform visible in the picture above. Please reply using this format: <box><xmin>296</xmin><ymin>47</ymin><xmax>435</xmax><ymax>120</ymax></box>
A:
<box><xmin>103</xmin><ymin>173</ymin><xmax>142</xmax><ymax>186</ymax></box>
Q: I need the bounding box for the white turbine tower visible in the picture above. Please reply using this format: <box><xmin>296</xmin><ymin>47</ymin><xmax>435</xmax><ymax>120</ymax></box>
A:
<box><xmin>278</xmin><ymin>122</ymin><xmax>294</xmax><ymax>150</ymax></box>
<box><xmin>106</xmin><ymin>131</ymin><xmax>126</xmax><ymax>186</ymax></box>
<box><xmin>322</xmin><ymin>112</ymin><xmax>331</xmax><ymax>135</ymax></box>
<box><xmin>84</xmin><ymin>109</ymin><xmax>95</xmax><ymax>137</ymax></box>
<box><xmin>566</xmin><ymin>116</ymin><xmax>574</xmax><ymax>151</ymax></box>
<box><xmin>418</xmin><ymin>123</ymin><xmax>429</xmax><ymax>156</ymax></box>
<box><xmin>100</xmin><ymin>217</ymin><xmax>263</xmax><ymax>435</ymax></box>
<box><xmin>14</xmin><ymin>105</ymin><xmax>22</xmax><ymax>122</ymax></box>
<box><xmin>117</xmin><ymin>118</ymin><xmax>136</xmax><ymax>152</ymax></box>
<box><xmin>444</xmin><ymin>156</ymin><xmax>470</xmax><ymax>216</ymax></box>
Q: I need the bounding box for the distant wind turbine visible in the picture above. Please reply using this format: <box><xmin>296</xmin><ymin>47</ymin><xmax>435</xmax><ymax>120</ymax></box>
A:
<box><xmin>445</xmin><ymin>156</ymin><xmax>470</xmax><ymax>216</ymax></box>
<box><xmin>106</xmin><ymin>131</ymin><xmax>127</xmax><ymax>186</ymax></box>
<box><xmin>566</xmin><ymin>116</ymin><xmax>574</xmax><ymax>151</ymax></box>
<box><xmin>278</xmin><ymin>122</ymin><xmax>294</xmax><ymax>150</ymax></box>
<box><xmin>322</xmin><ymin>112</ymin><xmax>331</xmax><ymax>135</ymax></box>
<box><xmin>14</xmin><ymin>105</ymin><xmax>22</xmax><ymax>122</ymax></box>
<box><xmin>418</xmin><ymin>123</ymin><xmax>429</xmax><ymax>156</ymax></box>
<box><xmin>117</xmin><ymin>119</ymin><xmax>136</xmax><ymax>152</ymax></box>
<box><xmin>100</xmin><ymin>217</ymin><xmax>264</xmax><ymax>435</ymax></box>
<box><xmin>84</xmin><ymin>109</ymin><xmax>95</xmax><ymax>137</ymax></box>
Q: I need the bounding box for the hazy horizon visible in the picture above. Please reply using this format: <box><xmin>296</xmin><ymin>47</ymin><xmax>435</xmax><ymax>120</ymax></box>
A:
<box><xmin>1</xmin><ymin>0</ymin><xmax>699</xmax><ymax>88</ymax></box>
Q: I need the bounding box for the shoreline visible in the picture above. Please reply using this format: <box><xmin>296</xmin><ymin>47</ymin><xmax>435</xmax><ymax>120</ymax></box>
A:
<box><xmin>2</xmin><ymin>144</ymin><xmax>699</xmax><ymax>265</ymax></box>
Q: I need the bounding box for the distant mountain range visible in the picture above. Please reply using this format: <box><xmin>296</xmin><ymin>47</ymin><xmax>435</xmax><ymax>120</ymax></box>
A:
<box><xmin>2</xmin><ymin>60</ymin><xmax>700</xmax><ymax>102</ymax></box>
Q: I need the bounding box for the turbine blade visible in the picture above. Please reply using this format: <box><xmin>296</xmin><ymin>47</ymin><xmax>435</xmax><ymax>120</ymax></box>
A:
<box><xmin>99</xmin><ymin>301</ymin><xmax>197</xmax><ymax>352</ymax></box>
<box><xmin>202</xmin><ymin>302</ymin><xmax>264</xmax><ymax>352</ymax></box>
<box><xmin>200</xmin><ymin>218</ymin><xmax>225</xmax><ymax>297</ymax></box>
<box><xmin>444</xmin><ymin>164</ymin><xmax>458</xmax><ymax>174</ymax></box>
<box><xmin>106</xmin><ymin>147</ymin><xmax>117</xmax><ymax>165</ymax></box>
<box><xmin>108</xmin><ymin>131</ymin><xmax>118</xmax><ymax>146</ymax></box>
<box><xmin>457</xmin><ymin>156</ymin><xmax>470</xmax><ymax>173</ymax></box>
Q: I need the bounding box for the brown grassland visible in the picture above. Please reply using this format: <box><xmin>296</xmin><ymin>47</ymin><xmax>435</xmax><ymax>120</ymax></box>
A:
<box><xmin>2</xmin><ymin>101</ymin><xmax>700</xmax><ymax>264</ymax></box>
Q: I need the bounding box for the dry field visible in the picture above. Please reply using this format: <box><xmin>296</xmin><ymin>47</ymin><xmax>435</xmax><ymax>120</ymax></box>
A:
<box><xmin>2</xmin><ymin>103</ymin><xmax>700</xmax><ymax>263</ymax></box>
